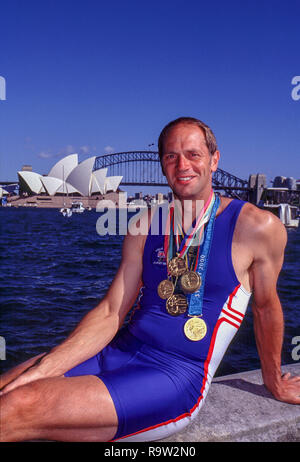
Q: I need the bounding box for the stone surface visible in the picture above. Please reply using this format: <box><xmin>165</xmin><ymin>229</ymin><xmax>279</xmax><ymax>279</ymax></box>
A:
<box><xmin>160</xmin><ymin>363</ymin><xmax>300</xmax><ymax>442</ymax></box>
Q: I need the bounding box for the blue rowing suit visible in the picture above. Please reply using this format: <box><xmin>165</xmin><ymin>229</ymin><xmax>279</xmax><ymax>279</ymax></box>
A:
<box><xmin>65</xmin><ymin>199</ymin><xmax>251</xmax><ymax>441</ymax></box>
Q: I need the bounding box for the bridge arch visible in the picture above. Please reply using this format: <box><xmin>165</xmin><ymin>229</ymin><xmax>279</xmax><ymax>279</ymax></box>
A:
<box><xmin>94</xmin><ymin>151</ymin><xmax>249</xmax><ymax>198</ymax></box>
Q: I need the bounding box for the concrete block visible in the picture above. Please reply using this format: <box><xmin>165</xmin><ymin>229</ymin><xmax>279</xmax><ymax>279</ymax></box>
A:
<box><xmin>160</xmin><ymin>363</ymin><xmax>300</xmax><ymax>442</ymax></box>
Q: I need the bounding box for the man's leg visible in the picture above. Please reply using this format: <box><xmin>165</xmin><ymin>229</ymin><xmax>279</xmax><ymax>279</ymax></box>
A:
<box><xmin>0</xmin><ymin>375</ymin><xmax>118</xmax><ymax>442</ymax></box>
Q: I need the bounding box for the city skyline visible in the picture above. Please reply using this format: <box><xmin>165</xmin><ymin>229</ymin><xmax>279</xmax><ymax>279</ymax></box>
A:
<box><xmin>0</xmin><ymin>0</ymin><xmax>299</xmax><ymax>193</ymax></box>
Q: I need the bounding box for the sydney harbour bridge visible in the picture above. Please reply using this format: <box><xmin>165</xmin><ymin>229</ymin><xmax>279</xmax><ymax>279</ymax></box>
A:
<box><xmin>94</xmin><ymin>151</ymin><xmax>300</xmax><ymax>206</ymax></box>
<box><xmin>94</xmin><ymin>151</ymin><xmax>250</xmax><ymax>200</ymax></box>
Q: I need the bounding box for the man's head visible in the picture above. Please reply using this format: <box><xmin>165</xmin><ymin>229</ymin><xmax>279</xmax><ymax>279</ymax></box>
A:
<box><xmin>158</xmin><ymin>117</ymin><xmax>218</xmax><ymax>162</ymax></box>
<box><xmin>158</xmin><ymin>117</ymin><xmax>220</xmax><ymax>202</ymax></box>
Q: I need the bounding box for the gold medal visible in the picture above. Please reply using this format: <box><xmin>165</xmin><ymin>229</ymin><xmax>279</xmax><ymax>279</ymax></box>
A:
<box><xmin>168</xmin><ymin>256</ymin><xmax>187</xmax><ymax>277</ymax></box>
<box><xmin>180</xmin><ymin>271</ymin><xmax>202</xmax><ymax>293</ymax></box>
<box><xmin>157</xmin><ymin>279</ymin><xmax>174</xmax><ymax>299</ymax></box>
<box><xmin>166</xmin><ymin>294</ymin><xmax>188</xmax><ymax>316</ymax></box>
<box><xmin>184</xmin><ymin>317</ymin><xmax>207</xmax><ymax>341</ymax></box>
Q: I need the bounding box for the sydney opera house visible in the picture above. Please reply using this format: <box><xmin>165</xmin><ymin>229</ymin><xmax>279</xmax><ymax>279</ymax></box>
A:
<box><xmin>17</xmin><ymin>154</ymin><xmax>122</xmax><ymax>197</ymax></box>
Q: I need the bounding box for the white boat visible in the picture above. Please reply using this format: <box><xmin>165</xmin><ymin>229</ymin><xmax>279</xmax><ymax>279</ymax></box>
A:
<box><xmin>60</xmin><ymin>206</ymin><xmax>72</xmax><ymax>217</ymax></box>
<box><xmin>127</xmin><ymin>200</ymin><xmax>148</xmax><ymax>211</ymax></box>
<box><xmin>71</xmin><ymin>201</ymin><xmax>85</xmax><ymax>213</ymax></box>
<box><xmin>59</xmin><ymin>165</ymin><xmax>73</xmax><ymax>217</ymax></box>
<box><xmin>262</xmin><ymin>203</ymin><xmax>299</xmax><ymax>228</ymax></box>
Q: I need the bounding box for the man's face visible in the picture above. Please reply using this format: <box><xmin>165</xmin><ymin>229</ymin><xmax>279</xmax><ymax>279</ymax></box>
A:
<box><xmin>161</xmin><ymin>123</ymin><xmax>219</xmax><ymax>201</ymax></box>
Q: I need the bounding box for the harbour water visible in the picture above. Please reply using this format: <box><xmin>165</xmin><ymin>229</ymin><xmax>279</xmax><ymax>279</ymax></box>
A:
<box><xmin>0</xmin><ymin>207</ymin><xmax>299</xmax><ymax>376</ymax></box>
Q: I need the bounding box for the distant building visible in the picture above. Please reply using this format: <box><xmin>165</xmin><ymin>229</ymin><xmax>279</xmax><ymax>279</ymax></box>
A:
<box><xmin>273</xmin><ymin>176</ymin><xmax>296</xmax><ymax>190</ymax></box>
<box><xmin>18</xmin><ymin>154</ymin><xmax>123</xmax><ymax>197</ymax></box>
<box><xmin>285</xmin><ymin>177</ymin><xmax>297</xmax><ymax>190</ymax></box>
<box><xmin>156</xmin><ymin>193</ymin><xmax>164</xmax><ymax>203</ymax></box>
<box><xmin>167</xmin><ymin>191</ymin><xmax>173</xmax><ymax>202</ymax></box>
<box><xmin>273</xmin><ymin>176</ymin><xmax>286</xmax><ymax>188</ymax></box>
<box><xmin>21</xmin><ymin>165</ymin><xmax>33</xmax><ymax>172</ymax></box>
<box><xmin>248</xmin><ymin>174</ymin><xmax>267</xmax><ymax>205</ymax></box>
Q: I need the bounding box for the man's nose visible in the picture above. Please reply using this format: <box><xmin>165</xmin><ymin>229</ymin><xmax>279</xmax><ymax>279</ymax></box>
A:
<box><xmin>177</xmin><ymin>154</ymin><xmax>190</xmax><ymax>170</ymax></box>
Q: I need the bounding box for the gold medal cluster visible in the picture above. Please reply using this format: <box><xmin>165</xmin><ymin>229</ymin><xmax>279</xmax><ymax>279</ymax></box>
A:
<box><xmin>157</xmin><ymin>256</ymin><xmax>207</xmax><ymax>341</ymax></box>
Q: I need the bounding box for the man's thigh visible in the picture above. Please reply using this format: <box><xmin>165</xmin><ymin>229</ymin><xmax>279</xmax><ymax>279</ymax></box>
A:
<box><xmin>2</xmin><ymin>374</ymin><xmax>118</xmax><ymax>442</ymax></box>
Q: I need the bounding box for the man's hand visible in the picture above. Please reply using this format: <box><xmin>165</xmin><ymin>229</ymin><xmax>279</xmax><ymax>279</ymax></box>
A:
<box><xmin>0</xmin><ymin>362</ymin><xmax>48</xmax><ymax>396</ymax></box>
<box><xmin>267</xmin><ymin>372</ymin><xmax>300</xmax><ymax>405</ymax></box>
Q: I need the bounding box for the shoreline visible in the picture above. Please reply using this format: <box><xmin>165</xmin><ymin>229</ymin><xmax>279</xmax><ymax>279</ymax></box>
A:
<box><xmin>2</xmin><ymin>193</ymin><xmax>159</xmax><ymax>210</ymax></box>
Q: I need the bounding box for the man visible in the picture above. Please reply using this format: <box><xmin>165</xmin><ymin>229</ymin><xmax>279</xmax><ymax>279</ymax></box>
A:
<box><xmin>1</xmin><ymin>117</ymin><xmax>299</xmax><ymax>442</ymax></box>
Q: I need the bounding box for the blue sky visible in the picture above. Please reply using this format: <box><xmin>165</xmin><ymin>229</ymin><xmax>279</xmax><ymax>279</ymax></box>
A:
<box><xmin>0</xmin><ymin>0</ymin><xmax>299</xmax><ymax>193</ymax></box>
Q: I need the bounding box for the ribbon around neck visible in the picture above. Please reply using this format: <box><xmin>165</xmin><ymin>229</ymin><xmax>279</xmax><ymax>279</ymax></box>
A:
<box><xmin>164</xmin><ymin>190</ymin><xmax>216</xmax><ymax>272</ymax></box>
<box><xmin>187</xmin><ymin>194</ymin><xmax>220</xmax><ymax>316</ymax></box>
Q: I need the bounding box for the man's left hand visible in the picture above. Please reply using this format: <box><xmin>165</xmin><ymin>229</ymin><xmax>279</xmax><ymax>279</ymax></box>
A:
<box><xmin>268</xmin><ymin>372</ymin><xmax>300</xmax><ymax>404</ymax></box>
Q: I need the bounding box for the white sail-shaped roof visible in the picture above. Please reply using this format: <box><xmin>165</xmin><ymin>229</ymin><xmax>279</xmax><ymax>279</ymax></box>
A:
<box><xmin>18</xmin><ymin>171</ymin><xmax>46</xmax><ymax>194</ymax></box>
<box><xmin>55</xmin><ymin>181</ymin><xmax>81</xmax><ymax>195</ymax></box>
<box><xmin>66</xmin><ymin>156</ymin><xmax>96</xmax><ymax>196</ymax></box>
<box><xmin>104</xmin><ymin>176</ymin><xmax>122</xmax><ymax>193</ymax></box>
<box><xmin>41</xmin><ymin>176</ymin><xmax>63</xmax><ymax>196</ymax></box>
<box><xmin>17</xmin><ymin>155</ymin><xmax>123</xmax><ymax>198</ymax></box>
<box><xmin>40</xmin><ymin>177</ymin><xmax>81</xmax><ymax>196</ymax></box>
<box><xmin>90</xmin><ymin>168</ymin><xmax>108</xmax><ymax>195</ymax></box>
<box><xmin>0</xmin><ymin>187</ymin><xmax>9</xmax><ymax>197</ymax></box>
<box><xmin>48</xmin><ymin>154</ymin><xmax>78</xmax><ymax>181</ymax></box>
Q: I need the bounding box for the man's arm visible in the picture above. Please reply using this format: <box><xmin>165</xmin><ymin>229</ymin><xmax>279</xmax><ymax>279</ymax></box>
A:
<box><xmin>250</xmin><ymin>209</ymin><xmax>300</xmax><ymax>404</ymax></box>
<box><xmin>1</xmin><ymin>230</ymin><xmax>145</xmax><ymax>395</ymax></box>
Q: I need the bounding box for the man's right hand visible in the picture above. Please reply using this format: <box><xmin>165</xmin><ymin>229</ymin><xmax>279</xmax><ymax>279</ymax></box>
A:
<box><xmin>0</xmin><ymin>353</ymin><xmax>48</xmax><ymax>396</ymax></box>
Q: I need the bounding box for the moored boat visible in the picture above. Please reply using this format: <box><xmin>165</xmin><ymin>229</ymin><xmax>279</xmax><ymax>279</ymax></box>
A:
<box><xmin>71</xmin><ymin>201</ymin><xmax>85</xmax><ymax>213</ymax></box>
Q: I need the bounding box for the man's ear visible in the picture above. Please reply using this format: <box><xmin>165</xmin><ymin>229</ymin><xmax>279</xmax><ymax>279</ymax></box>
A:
<box><xmin>210</xmin><ymin>150</ymin><xmax>220</xmax><ymax>173</ymax></box>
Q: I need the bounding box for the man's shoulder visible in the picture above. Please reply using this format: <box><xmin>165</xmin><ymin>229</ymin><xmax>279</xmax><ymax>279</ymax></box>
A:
<box><xmin>236</xmin><ymin>201</ymin><xmax>287</xmax><ymax>247</ymax></box>
<box><xmin>219</xmin><ymin>197</ymin><xmax>269</xmax><ymax>227</ymax></box>
<box><xmin>238</xmin><ymin>201</ymin><xmax>284</xmax><ymax>229</ymax></box>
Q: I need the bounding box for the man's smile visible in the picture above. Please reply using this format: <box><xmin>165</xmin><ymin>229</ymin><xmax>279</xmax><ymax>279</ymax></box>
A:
<box><xmin>176</xmin><ymin>175</ymin><xmax>196</xmax><ymax>183</ymax></box>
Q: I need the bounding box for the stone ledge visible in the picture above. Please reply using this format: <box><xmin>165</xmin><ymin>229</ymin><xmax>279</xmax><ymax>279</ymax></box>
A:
<box><xmin>160</xmin><ymin>363</ymin><xmax>300</xmax><ymax>442</ymax></box>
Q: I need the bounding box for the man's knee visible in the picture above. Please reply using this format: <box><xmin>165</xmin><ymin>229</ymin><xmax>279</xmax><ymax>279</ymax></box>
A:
<box><xmin>0</xmin><ymin>380</ymin><xmax>53</xmax><ymax>442</ymax></box>
<box><xmin>4</xmin><ymin>380</ymin><xmax>46</xmax><ymax>420</ymax></box>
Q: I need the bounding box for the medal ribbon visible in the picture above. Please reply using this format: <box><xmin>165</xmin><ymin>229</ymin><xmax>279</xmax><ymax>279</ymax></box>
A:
<box><xmin>164</xmin><ymin>190</ymin><xmax>215</xmax><ymax>271</ymax></box>
<box><xmin>174</xmin><ymin>189</ymin><xmax>214</xmax><ymax>256</ymax></box>
<box><xmin>187</xmin><ymin>194</ymin><xmax>220</xmax><ymax>316</ymax></box>
<box><xmin>163</xmin><ymin>206</ymin><xmax>174</xmax><ymax>274</ymax></box>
